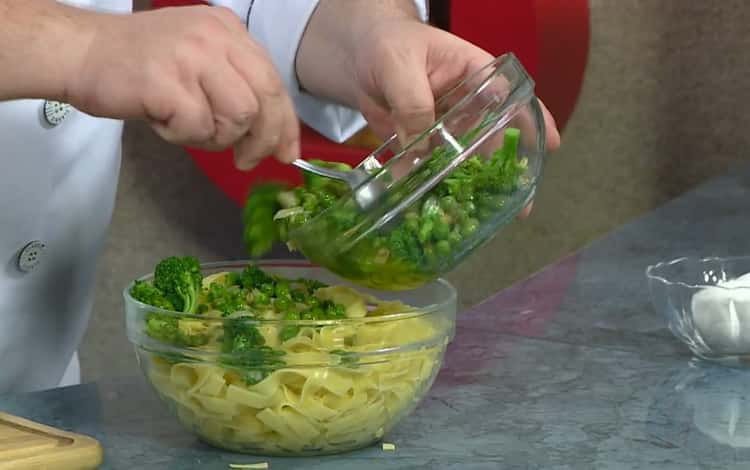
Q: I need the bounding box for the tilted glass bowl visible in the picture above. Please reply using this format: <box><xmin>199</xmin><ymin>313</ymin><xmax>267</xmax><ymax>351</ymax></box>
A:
<box><xmin>287</xmin><ymin>53</ymin><xmax>547</xmax><ymax>290</ymax></box>
<box><xmin>646</xmin><ymin>256</ymin><xmax>750</xmax><ymax>365</ymax></box>
<box><xmin>124</xmin><ymin>260</ymin><xmax>456</xmax><ymax>456</ymax></box>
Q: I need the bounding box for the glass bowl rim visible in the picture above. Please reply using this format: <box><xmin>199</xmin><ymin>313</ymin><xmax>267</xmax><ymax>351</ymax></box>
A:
<box><xmin>645</xmin><ymin>255</ymin><xmax>750</xmax><ymax>291</ymax></box>
<box><xmin>123</xmin><ymin>259</ymin><xmax>458</xmax><ymax>326</ymax></box>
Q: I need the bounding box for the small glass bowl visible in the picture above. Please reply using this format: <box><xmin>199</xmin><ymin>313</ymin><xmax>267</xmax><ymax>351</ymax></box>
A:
<box><xmin>288</xmin><ymin>53</ymin><xmax>547</xmax><ymax>290</ymax></box>
<box><xmin>124</xmin><ymin>260</ymin><xmax>457</xmax><ymax>456</ymax></box>
<box><xmin>646</xmin><ymin>256</ymin><xmax>750</xmax><ymax>365</ymax></box>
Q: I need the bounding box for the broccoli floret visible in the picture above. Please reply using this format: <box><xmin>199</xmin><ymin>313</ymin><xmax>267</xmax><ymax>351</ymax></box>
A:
<box><xmin>220</xmin><ymin>316</ymin><xmax>285</xmax><ymax>385</ymax></box>
<box><xmin>176</xmin><ymin>319</ymin><xmax>211</xmax><ymax>346</ymax></box>
<box><xmin>222</xmin><ymin>316</ymin><xmax>266</xmax><ymax>353</ymax></box>
<box><xmin>145</xmin><ymin>312</ymin><xmax>179</xmax><ymax>343</ymax></box>
<box><xmin>130</xmin><ymin>280</ymin><xmax>174</xmax><ymax>310</ymax></box>
<box><xmin>153</xmin><ymin>256</ymin><xmax>202</xmax><ymax>313</ymax></box>
<box><xmin>240</xmin><ymin>264</ymin><xmax>276</xmax><ymax>291</ymax></box>
<box><xmin>388</xmin><ymin>226</ymin><xmax>423</xmax><ymax>266</ymax></box>
<box><xmin>144</xmin><ymin>313</ymin><xmax>209</xmax><ymax>347</ymax></box>
<box><xmin>295</xmin><ymin>277</ymin><xmax>329</xmax><ymax>293</ymax></box>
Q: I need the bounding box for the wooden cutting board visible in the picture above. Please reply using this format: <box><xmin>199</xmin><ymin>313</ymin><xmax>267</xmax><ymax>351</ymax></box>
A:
<box><xmin>0</xmin><ymin>412</ymin><xmax>102</xmax><ymax>469</ymax></box>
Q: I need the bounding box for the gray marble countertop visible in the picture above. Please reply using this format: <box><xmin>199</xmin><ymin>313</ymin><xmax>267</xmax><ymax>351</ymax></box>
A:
<box><xmin>4</xmin><ymin>164</ymin><xmax>750</xmax><ymax>469</ymax></box>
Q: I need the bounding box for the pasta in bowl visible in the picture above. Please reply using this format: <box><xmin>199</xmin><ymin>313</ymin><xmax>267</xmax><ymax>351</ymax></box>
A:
<box><xmin>124</xmin><ymin>259</ymin><xmax>456</xmax><ymax>456</ymax></box>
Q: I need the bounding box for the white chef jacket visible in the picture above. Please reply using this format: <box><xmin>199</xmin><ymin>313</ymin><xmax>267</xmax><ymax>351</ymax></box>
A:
<box><xmin>0</xmin><ymin>0</ymin><xmax>427</xmax><ymax>394</ymax></box>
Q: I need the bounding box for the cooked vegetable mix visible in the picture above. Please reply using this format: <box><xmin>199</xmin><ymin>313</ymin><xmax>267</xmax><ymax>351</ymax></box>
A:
<box><xmin>243</xmin><ymin>126</ymin><xmax>529</xmax><ymax>289</ymax></box>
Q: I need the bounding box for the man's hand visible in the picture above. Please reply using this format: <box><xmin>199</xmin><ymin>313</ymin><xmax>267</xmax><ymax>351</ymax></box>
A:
<box><xmin>298</xmin><ymin>1</ymin><xmax>559</xmax><ymax>150</ymax></box>
<box><xmin>297</xmin><ymin>0</ymin><xmax>560</xmax><ymax>217</ymax></box>
<box><xmin>0</xmin><ymin>1</ymin><xmax>299</xmax><ymax>169</ymax></box>
<box><xmin>69</xmin><ymin>5</ymin><xmax>300</xmax><ymax>169</ymax></box>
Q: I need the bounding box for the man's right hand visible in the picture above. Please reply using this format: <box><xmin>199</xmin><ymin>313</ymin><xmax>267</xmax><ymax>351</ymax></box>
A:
<box><xmin>63</xmin><ymin>4</ymin><xmax>299</xmax><ymax>169</ymax></box>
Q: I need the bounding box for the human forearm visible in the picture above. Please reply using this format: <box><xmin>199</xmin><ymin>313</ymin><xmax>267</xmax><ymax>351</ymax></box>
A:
<box><xmin>0</xmin><ymin>0</ymin><xmax>96</xmax><ymax>101</ymax></box>
<box><xmin>295</xmin><ymin>0</ymin><xmax>422</xmax><ymax>109</ymax></box>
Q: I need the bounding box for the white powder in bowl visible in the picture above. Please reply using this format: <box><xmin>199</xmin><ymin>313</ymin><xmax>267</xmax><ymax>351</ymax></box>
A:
<box><xmin>691</xmin><ymin>272</ymin><xmax>750</xmax><ymax>352</ymax></box>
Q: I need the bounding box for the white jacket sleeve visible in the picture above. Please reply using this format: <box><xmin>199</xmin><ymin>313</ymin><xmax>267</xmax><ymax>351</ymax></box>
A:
<box><xmin>209</xmin><ymin>0</ymin><xmax>429</xmax><ymax>143</ymax></box>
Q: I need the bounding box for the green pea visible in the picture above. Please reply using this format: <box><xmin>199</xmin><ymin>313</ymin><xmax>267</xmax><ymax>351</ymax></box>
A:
<box><xmin>405</xmin><ymin>216</ymin><xmax>420</xmax><ymax>233</ymax></box>
<box><xmin>317</xmin><ymin>191</ymin><xmax>336</xmax><ymax>209</ymax></box>
<box><xmin>462</xmin><ymin>201</ymin><xmax>477</xmax><ymax>215</ymax></box>
<box><xmin>448</xmin><ymin>229</ymin><xmax>463</xmax><ymax>246</ymax></box>
<box><xmin>252</xmin><ymin>291</ymin><xmax>270</xmax><ymax>306</ymax></box>
<box><xmin>302</xmin><ymin>193</ymin><xmax>319</xmax><ymax>212</ymax></box>
<box><xmin>274</xmin><ymin>297</ymin><xmax>292</xmax><ymax>311</ymax></box>
<box><xmin>289</xmin><ymin>212</ymin><xmax>309</xmax><ymax>228</ymax></box>
<box><xmin>432</xmin><ymin>218</ymin><xmax>451</xmax><ymax>240</ymax></box>
<box><xmin>275</xmin><ymin>281</ymin><xmax>291</xmax><ymax>299</ymax></box>
<box><xmin>440</xmin><ymin>195</ymin><xmax>459</xmax><ymax>213</ymax></box>
<box><xmin>461</xmin><ymin>218</ymin><xmax>480</xmax><ymax>237</ymax></box>
<box><xmin>435</xmin><ymin>240</ymin><xmax>451</xmax><ymax>257</ymax></box>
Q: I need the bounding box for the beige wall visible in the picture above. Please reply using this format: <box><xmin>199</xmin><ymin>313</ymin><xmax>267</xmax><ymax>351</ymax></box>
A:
<box><xmin>80</xmin><ymin>0</ymin><xmax>750</xmax><ymax>381</ymax></box>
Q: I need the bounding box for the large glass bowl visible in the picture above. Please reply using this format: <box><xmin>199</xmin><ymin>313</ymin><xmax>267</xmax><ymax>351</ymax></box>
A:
<box><xmin>124</xmin><ymin>260</ymin><xmax>456</xmax><ymax>456</ymax></box>
<box><xmin>288</xmin><ymin>53</ymin><xmax>547</xmax><ymax>290</ymax></box>
<box><xmin>646</xmin><ymin>256</ymin><xmax>750</xmax><ymax>365</ymax></box>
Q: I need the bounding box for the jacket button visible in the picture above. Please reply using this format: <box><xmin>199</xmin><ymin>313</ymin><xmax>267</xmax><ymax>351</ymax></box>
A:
<box><xmin>17</xmin><ymin>240</ymin><xmax>46</xmax><ymax>272</ymax></box>
<box><xmin>42</xmin><ymin>100</ymin><xmax>72</xmax><ymax>127</ymax></box>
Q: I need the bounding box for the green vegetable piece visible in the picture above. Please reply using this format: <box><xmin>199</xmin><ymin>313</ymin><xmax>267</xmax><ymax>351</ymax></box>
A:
<box><xmin>279</xmin><ymin>311</ymin><xmax>301</xmax><ymax>342</ymax></box>
<box><xmin>274</xmin><ymin>297</ymin><xmax>293</xmax><ymax>311</ymax></box>
<box><xmin>462</xmin><ymin>201</ymin><xmax>477</xmax><ymax>215</ymax></box>
<box><xmin>242</xmin><ymin>182</ymin><xmax>285</xmax><ymax>258</ymax></box>
<box><xmin>435</xmin><ymin>240</ymin><xmax>452</xmax><ymax>257</ymax></box>
<box><xmin>130</xmin><ymin>280</ymin><xmax>174</xmax><ymax>310</ymax></box>
<box><xmin>291</xmin><ymin>288</ymin><xmax>308</xmax><ymax>303</ymax></box>
<box><xmin>448</xmin><ymin>229</ymin><xmax>463</xmax><ymax>247</ymax></box>
<box><xmin>153</xmin><ymin>256</ymin><xmax>202</xmax><ymax>313</ymax></box>
<box><xmin>145</xmin><ymin>312</ymin><xmax>179</xmax><ymax>343</ymax></box>
<box><xmin>251</xmin><ymin>291</ymin><xmax>270</xmax><ymax>307</ymax></box>
<box><xmin>388</xmin><ymin>226</ymin><xmax>423</xmax><ymax>266</ymax></box>
<box><xmin>144</xmin><ymin>312</ymin><xmax>209</xmax><ymax>347</ymax></box>
<box><xmin>404</xmin><ymin>214</ymin><xmax>420</xmax><ymax>233</ymax></box>
<box><xmin>461</xmin><ymin>217</ymin><xmax>480</xmax><ymax>237</ymax></box>
<box><xmin>274</xmin><ymin>281</ymin><xmax>291</xmax><ymax>299</ymax></box>
<box><xmin>240</xmin><ymin>264</ymin><xmax>275</xmax><ymax>290</ymax></box>
<box><xmin>421</xmin><ymin>196</ymin><xmax>441</xmax><ymax>218</ymax></box>
<box><xmin>418</xmin><ymin>218</ymin><xmax>434</xmax><ymax>243</ymax></box>
<box><xmin>501</xmin><ymin>127</ymin><xmax>521</xmax><ymax>159</ymax></box>
<box><xmin>205</xmin><ymin>282</ymin><xmax>249</xmax><ymax>317</ymax></box>
<box><xmin>423</xmin><ymin>244</ymin><xmax>437</xmax><ymax>266</ymax></box>
<box><xmin>432</xmin><ymin>217</ymin><xmax>451</xmax><ymax>240</ymax></box>
<box><xmin>440</xmin><ymin>195</ymin><xmax>459</xmax><ymax>214</ymax></box>
<box><xmin>331</xmin><ymin>349</ymin><xmax>359</xmax><ymax>368</ymax></box>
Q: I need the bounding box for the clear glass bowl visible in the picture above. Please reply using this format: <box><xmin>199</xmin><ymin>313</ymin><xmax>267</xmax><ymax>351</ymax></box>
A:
<box><xmin>288</xmin><ymin>53</ymin><xmax>547</xmax><ymax>290</ymax></box>
<box><xmin>124</xmin><ymin>260</ymin><xmax>457</xmax><ymax>456</ymax></box>
<box><xmin>646</xmin><ymin>256</ymin><xmax>750</xmax><ymax>365</ymax></box>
